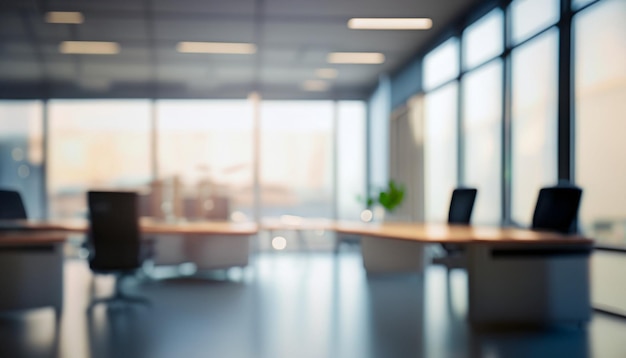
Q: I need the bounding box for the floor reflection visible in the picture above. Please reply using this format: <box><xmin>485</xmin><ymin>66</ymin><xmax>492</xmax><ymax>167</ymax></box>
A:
<box><xmin>0</xmin><ymin>252</ymin><xmax>624</xmax><ymax>358</ymax></box>
<box><xmin>366</xmin><ymin>274</ymin><xmax>425</xmax><ymax>358</ymax></box>
<box><xmin>470</xmin><ymin>327</ymin><xmax>589</xmax><ymax>358</ymax></box>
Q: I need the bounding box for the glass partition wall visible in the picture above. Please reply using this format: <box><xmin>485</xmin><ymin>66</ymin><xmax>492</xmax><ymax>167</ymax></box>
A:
<box><xmin>48</xmin><ymin>100</ymin><xmax>152</xmax><ymax>218</ymax></box>
<box><xmin>156</xmin><ymin>100</ymin><xmax>254</xmax><ymax>222</ymax></box>
<box><xmin>6</xmin><ymin>100</ymin><xmax>366</xmax><ymax>228</ymax></box>
<box><xmin>413</xmin><ymin>0</ymin><xmax>624</xmax><ymax>240</ymax></box>
<box><xmin>574</xmin><ymin>0</ymin><xmax>626</xmax><ymax>248</ymax></box>
<box><xmin>419</xmin><ymin>0</ymin><xmax>573</xmax><ymax>227</ymax></box>
<box><xmin>0</xmin><ymin>101</ymin><xmax>45</xmax><ymax>219</ymax></box>
<box><xmin>410</xmin><ymin>0</ymin><xmax>626</xmax><ymax>319</ymax></box>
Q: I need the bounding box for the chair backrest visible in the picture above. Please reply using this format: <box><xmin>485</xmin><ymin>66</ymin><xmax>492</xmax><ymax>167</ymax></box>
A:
<box><xmin>531</xmin><ymin>185</ymin><xmax>582</xmax><ymax>234</ymax></box>
<box><xmin>87</xmin><ymin>191</ymin><xmax>141</xmax><ymax>271</ymax></box>
<box><xmin>0</xmin><ymin>189</ymin><xmax>28</xmax><ymax>219</ymax></box>
<box><xmin>448</xmin><ymin>188</ymin><xmax>478</xmax><ymax>225</ymax></box>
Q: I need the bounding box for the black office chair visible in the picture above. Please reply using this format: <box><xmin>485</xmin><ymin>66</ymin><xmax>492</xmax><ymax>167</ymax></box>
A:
<box><xmin>432</xmin><ymin>188</ymin><xmax>477</xmax><ymax>270</ymax></box>
<box><xmin>87</xmin><ymin>191</ymin><xmax>149</xmax><ymax>310</ymax></box>
<box><xmin>0</xmin><ymin>189</ymin><xmax>28</xmax><ymax>219</ymax></box>
<box><xmin>531</xmin><ymin>184</ymin><xmax>582</xmax><ymax>234</ymax></box>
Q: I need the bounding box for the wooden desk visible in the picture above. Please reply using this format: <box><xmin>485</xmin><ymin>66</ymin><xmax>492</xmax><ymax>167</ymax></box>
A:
<box><xmin>136</xmin><ymin>220</ymin><xmax>258</xmax><ymax>269</ymax></box>
<box><xmin>2</xmin><ymin>219</ymin><xmax>594</xmax><ymax>326</ymax></box>
<box><xmin>336</xmin><ymin>221</ymin><xmax>594</xmax><ymax>327</ymax></box>
<box><xmin>0</xmin><ymin>231</ymin><xmax>66</xmax><ymax>314</ymax></box>
<box><xmin>335</xmin><ymin>221</ymin><xmax>592</xmax><ymax>244</ymax></box>
<box><xmin>0</xmin><ymin>220</ymin><xmax>258</xmax><ymax>314</ymax></box>
<box><xmin>1</xmin><ymin>219</ymin><xmax>259</xmax><ymax>270</ymax></box>
<box><xmin>260</xmin><ymin>218</ymin><xmax>335</xmax><ymax>250</ymax></box>
<box><xmin>7</xmin><ymin>218</ymin><xmax>258</xmax><ymax>236</ymax></box>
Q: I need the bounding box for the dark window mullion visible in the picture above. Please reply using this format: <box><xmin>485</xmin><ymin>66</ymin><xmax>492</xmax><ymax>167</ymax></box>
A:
<box><xmin>457</xmin><ymin>28</ymin><xmax>465</xmax><ymax>188</ymax></box>
<box><xmin>558</xmin><ymin>0</ymin><xmax>574</xmax><ymax>181</ymax></box>
<box><xmin>502</xmin><ymin>0</ymin><xmax>513</xmax><ymax>226</ymax></box>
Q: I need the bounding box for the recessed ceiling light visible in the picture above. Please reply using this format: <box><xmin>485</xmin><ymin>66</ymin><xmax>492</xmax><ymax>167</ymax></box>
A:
<box><xmin>176</xmin><ymin>42</ymin><xmax>257</xmax><ymax>54</ymax></box>
<box><xmin>348</xmin><ymin>18</ymin><xmax>432</xmax><ymax>30</ymax></box>
<box><xmin>315</xmin><ymin>68</ymin><xmax>338</xmax><ymax>79</ymax></box>
<box><xmin>59</xmin><ymin>41</ymin><xmax>120</xmax><ymax>55</ymax></box>
<box><xmin>302</xmin><ymin>80</ymin><xmax>329</xmax><ymax>92</ymax></box>
<box><xmin>327</xmin><ymin>52</ymin><xmax>385</xmax><ymax>64</ymax></box>
<box><xmin>45</xmin><ymin>11</ymin><xmax>84</xmax><ymax>24</ymax></box>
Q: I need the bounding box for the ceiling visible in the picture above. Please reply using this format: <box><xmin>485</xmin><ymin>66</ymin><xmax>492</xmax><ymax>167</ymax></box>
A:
<box><xmin>0</xmin><ymin>0</ymin><xmax>482</xmax><ymax>100</ymax></box>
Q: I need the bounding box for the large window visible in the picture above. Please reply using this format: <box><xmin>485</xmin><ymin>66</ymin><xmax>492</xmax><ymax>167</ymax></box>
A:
<box><xmin>510</xmin><ymin>0</ymin><xmax>559</xmax><ymax>45</ymax></box>
<box><xmin>0</xmin><ymin>101</ymin><xmax>44</xmax><ymax>218</ymax></box>
<box><xmin>156</xmin><ymin>100</ymin><xmax>254</xmax><ymax>221</ymax></box>
<box><xmin>424</xmin><ymin>83</ymin><xmax>458</xmax><ymax>222</ymax></box>
<box><xmin>462</xmin><ymin>9</ymin><xmax>504</xmax><ymax>70</ymax></box>
<box><xmin>574</xmin><ymin>0</ymin><xmax>626</xmax><ymax>247</ymax></box>
<box><xmin>336</xmin><ymin>101</ymin><xmax>367</xmax><ymax>221</ymax></box>
<box><xmin>423</xmin><ymin>38</ymin><xmax>460</xmax><ymax>91</ymax></box>
<box><xmin>573</xmin><ymin>0</ymin><xmax>596</xmax><ymax>10</ymax></box>
<box><xmin>48</xmin><ymin>100</ymin><xmax>152</xmax><ymax>218</ymax></box>
<box><xmin>34</xmin><ymin>99</ymin><xmax>364</xmax><ymax>224</ymax></box>
<box><xmin>260</xmin><ymin>101</ymin><xmax>334</xmax><ymax>219</ymax></box>
<box><xmin>510</xmin><ymin>30</ymin><xmax>558</xmax><ymax>225</ymax></box>
<box><xmin>462</xmin><ymin>60</ymin><xmax>503</xmax><ymax>225</ymax></box>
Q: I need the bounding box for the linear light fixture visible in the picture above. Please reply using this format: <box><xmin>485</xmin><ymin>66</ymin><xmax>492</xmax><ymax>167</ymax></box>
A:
<box><xmin>45</xmin><ymin>11</ymin><xmax>84</xmax><ymax>24</ymax></box>
<box><xmin>176</xmin><ymin>42</ymin><xmax>257</xmax><ymax>54</ymax></box>
<box><xmin>348</xmin><ymin>18</ymin><xmax>432</xmax><ymax>30</ymax></box>
<box><xmin>327</xmin><ymin>52</ymin><xmax>385</xmax><ymax>64</ymax></box>
<box><xmin>59</xmin><ymin>41</ymin><xmax>120</xmax><ymax>55</ymax></box>
<box><xmin>301</xmin><ymin>80</ymin><xmax>329</xmax><ymax>92</ymax></box>
<box><xmin>315</xmin><ymin>68</ymin><xmax>338</xmax><ymax>79</ymax></box>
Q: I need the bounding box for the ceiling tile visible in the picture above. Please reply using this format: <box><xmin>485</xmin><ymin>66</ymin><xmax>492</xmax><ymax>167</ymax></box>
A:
<box><xmin>260</xmin><ymin>66</ymin><xmax>316</xmax><ymax>84</ymax></box>
<box><xmin>0</xmin><ymin>59</ymin><xmax>42</xmax><ymax>80</ymax></box>
<box><xmin>1</xmin><ymin>42</ymin><xmax>36</xmax><ymax>57</ymax></box>
<box><xmin>27</xmin><ymin>13</ymin><xmax>72</xmax><ymax>40</ymax></box>
<box><xmin>264</xmin><ymin>0</ymin><xmax>436</xmax><ymax>18</ymax></box>
<box><xmin>0</xmin><ymin>13</ymin><xmax>25</xmax><ymax>37</ymax></box>
<box><xmin>157</xmin><ymin>64</ymin><xmax>209</xmax><ymax>81</ymax></box>
<box><xmin>45</xmin><ymin>61</ymin><xmax>78</xmax><ymax>80</ymax></box>
<box><xmin>153</xmin><ymin>19</ymin><xmax>255</xmax><ymax>42</ymax></box>
<box><xmin>152</xmin><ymin>0</ymin><xmax>256</xmax><ymax>15</ymax></box>
<box><xmin>262</xmin><ymin>20</ymin><xmax>423</xmax><ymax>53</ymax></box>
<box><xmin>260</xmin><ymin>48</ymin><xmax>300</xmax><ymax>64</ymax></box>
<box><xmin>45</xmin><ymin>0</ymin><xmax>145</xmax><ymax>12</ymax></box>
<box><xmin>77</xmin><ymin>17</ymin><xmax>148</xmax><ymax>41</ymax></box>
<box><xmin>79</xmin><ymin>62</ymin><xmax>151</xmax><ymax>81</ymax></box>
<box><xmin>214</xmin><ymin>65</ymin><xmax>254</xmax><ymax>82</ymax></box>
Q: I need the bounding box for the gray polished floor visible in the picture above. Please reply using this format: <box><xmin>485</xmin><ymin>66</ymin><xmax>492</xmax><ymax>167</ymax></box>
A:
<box><xmin>1</xmin><ymin>251</ymin><xmax>626</xmax><ymax>358</ymax></box>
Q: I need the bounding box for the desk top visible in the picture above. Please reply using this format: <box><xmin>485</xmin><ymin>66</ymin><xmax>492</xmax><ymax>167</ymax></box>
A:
<box><xmin>0</xmin><ymin>219</ymin><xmax>593</xmax><ymax>245</ymax></box>
<box><xmin>261</xmin><ymin>217</ymin><xmax>335</xmax><ymax>232</ymax></box>
<box><xmin>335</xmin><ymin>222</ymin><xmax>594</xmax><ymax>245</ymax></box>
<box><xmin>140</xmin><ymin>220</ymin><xmax>258</xmax><ymax>236</ymax></box>
<box><xmin>0</xmin><ymin>231</ymin><xmax>67</xmax><ymax>246</ymax></box>
<box><xmin>0</xmin><ymin>219</ymin><xmax>259</xmax><ymax>236</ymax></box>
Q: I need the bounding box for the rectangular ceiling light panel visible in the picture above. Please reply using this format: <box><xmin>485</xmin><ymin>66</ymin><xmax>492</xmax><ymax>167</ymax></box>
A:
<box><xmin>59</xmin><ymin>41</ymin><xmax>120</xmax><ymax>55</ymax></box>
<box><xmin>327</xmin><ymin>52</ymin><xmax>385</xmax><ymax>64</ymax></box>
<box><xmin>45</xmin><ymin>11</ymin><xmax>84</xmax><ymax>24</ymax></box>
<box><xmin>348</xmin><ymin>18</ymin><xmax>432</xmax><ymax>30</ymax></box>
<box><xmin>177</xmin><ymin>42</ymin><xmax>257</xmax><ymax>54</ymax></box>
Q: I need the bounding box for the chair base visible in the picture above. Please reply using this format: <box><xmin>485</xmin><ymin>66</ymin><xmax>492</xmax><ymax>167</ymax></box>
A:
<box><xmin>334</xmin><ymin>234</ymin><xmax>361</xmax><ymax>254</ymax></box>
<box><xmin>431</xmin><ymin>253</ymin><xmax>467</xmax><ymax>271</ymax></box>
<box><xmin>88</xmin><ymin>293</ymin><xmax>150</xmax><ymax>311</ymax></box>
<box><xmin>88</xmin><ymin>272</ymin><xmax>150</xmax><ymax>311</ymax></box>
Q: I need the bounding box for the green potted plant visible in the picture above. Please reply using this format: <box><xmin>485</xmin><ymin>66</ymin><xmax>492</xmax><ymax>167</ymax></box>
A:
<box><xmin>360</xmin><ymin>180</ymin><xmax>406</xmax><ymax>221</ymax></box>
